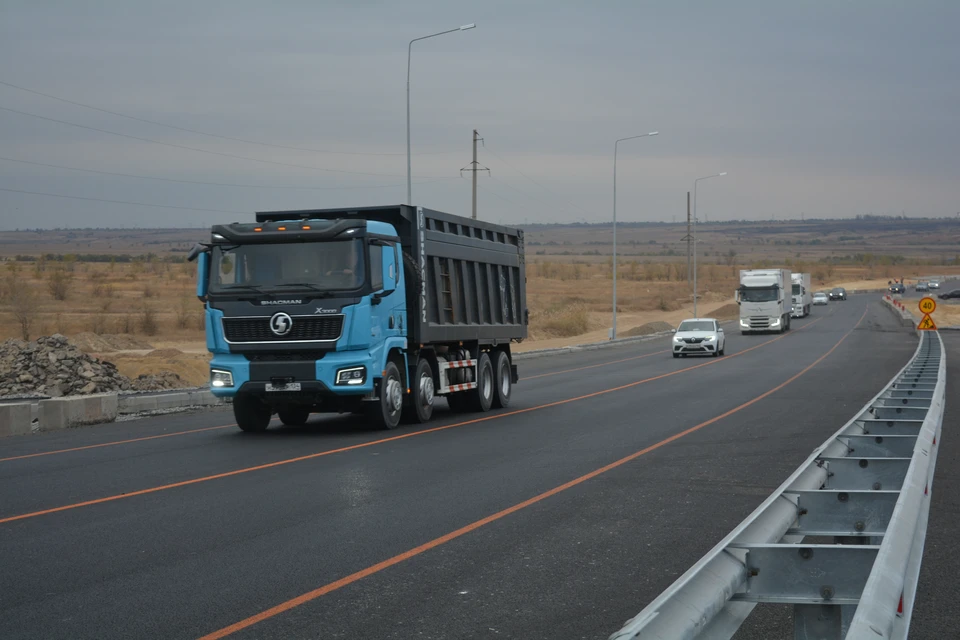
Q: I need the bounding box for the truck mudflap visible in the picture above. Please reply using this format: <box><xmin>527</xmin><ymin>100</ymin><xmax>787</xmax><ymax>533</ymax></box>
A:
<box><xmin>511</xmin><ymin>364</ymin><xmax>519</xmax><ymax>384</ymax></box>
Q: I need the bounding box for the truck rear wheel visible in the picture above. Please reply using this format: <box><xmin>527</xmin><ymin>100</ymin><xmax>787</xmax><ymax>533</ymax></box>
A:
<box><xmin>278</xmin><ymin>406</ymin><xmax>310</xmax><ymax>426</ymax></box>
<box><xmin>403</xmin><ymin>357</ymin><xmax>435</xmax><ymax>423</ymax></box>
<box><xmin>468</xmin><ymin>352</ymin><xmax>494</xmax><ymax>412</ymax></box>
<box><xmin>492</xmin><ymin>351</ymin><xmax>511</xmax><ymax>409</ymax></box>
<box><xmin>367</xmin><ymin>361</ymin><xmax>403</xmax><ymax>430</ymax></box>
<box><xmin>234</xmin><ymin>393</ymin><xmax>271</xmax><ymax>433</ymax></box>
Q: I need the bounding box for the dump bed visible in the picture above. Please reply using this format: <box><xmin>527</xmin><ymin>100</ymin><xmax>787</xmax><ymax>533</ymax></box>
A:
<box><xmin>255</xmin><ymin>205</ymin><xmax>527</xmax><ymax>346</ymax></box>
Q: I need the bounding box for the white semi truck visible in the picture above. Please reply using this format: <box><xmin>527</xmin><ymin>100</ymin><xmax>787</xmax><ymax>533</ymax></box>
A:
<box><xmin>791</xmin><ymin>272</ymin><xmax>812</xmax><ymax>318</ymax></box>
<box><xmin>737</xmin><ymin>269</ymin><xmax>792</xmax><ymax>334</ymax></box>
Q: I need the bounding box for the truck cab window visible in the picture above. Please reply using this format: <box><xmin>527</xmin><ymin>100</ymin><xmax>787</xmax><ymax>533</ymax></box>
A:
<box><xmin>209</xmin><ymin>240</ymin><xmax>365</xmax><ymax>293</ymax></box>
<box><xmin>739</xmin><ymin>286</ymin><xmax>779</xmax><ymax>302</ymax></box>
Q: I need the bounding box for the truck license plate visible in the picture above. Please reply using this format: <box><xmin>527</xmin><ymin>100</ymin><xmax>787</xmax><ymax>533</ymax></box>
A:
<box><xmin>265</xmin><ymin>382</ymin><xmax>301</xmax><ymax>392</ymax></box>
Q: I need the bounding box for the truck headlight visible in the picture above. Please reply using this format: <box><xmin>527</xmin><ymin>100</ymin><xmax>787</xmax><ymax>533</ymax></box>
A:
<box><xmin>740</xmin><ymin>319</ymin><xmax>749</xmax><ymax>327</ymax></box>
<box><xmin>771</xmin><ymin>318</ymin><xmax>781</xmax><ymax>327</ymax></box>
<box><xmin>336</xmin><ymin>366</ymin><xmax>366</xmax><ymax>386</ymax></box>
<box><xmin>211</xmin><ymin>369</ymin><xmax>234</xmax><ymax>388</ymax></box>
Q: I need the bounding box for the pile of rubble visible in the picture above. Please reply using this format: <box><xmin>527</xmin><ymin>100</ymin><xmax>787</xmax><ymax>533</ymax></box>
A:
<box><xmin>0</xmin><ymin>334</ymin><xmax>132</xmax><ymax>397</ymax></box>
<box><xmin>130</xmin><ymin>371</ymin><xmax>187</xmax><ymax>391</ymax></box>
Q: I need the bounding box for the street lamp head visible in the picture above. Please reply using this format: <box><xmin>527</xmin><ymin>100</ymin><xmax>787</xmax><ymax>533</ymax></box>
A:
<box><xmin>719</xmin><ymin>172</ymin><xmax>728</xmax><ymax>176</ymax></box>
<box><xmin>648</xmin><ymin>131</ymin><xmax>659</xmax><ymax>136</ymax></box>
<box><xmin>460</xmin><ymin>23</ymin><xmax>476</xmax><ymax>30</ymax></box>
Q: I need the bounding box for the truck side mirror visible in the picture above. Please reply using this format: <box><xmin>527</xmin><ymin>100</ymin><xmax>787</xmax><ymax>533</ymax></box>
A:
<box><xmin>196</xmin><ymin>251</ymin><xmax>210</xmax><ymax>302</ymax></box>
<box><xmin>186</xmin><ymin>242</ymin><xmax>207</xmax><ymax>262</ymax></box>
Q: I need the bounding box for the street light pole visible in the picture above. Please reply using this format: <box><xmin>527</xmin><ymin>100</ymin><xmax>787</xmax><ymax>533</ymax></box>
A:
<box><xmin>407</xmin><ymin>23</ymin><xmax>476</xmax><ymax>204</ymax></box>
<box><xmin>692</xmin><ymin>172</ymin><xmax>727</xmax><ymax>318</ymax></box>
<box><xmin>612</xmin><ymin>131</ymin><xmax>659</xmax><ymax>339</ymax></box>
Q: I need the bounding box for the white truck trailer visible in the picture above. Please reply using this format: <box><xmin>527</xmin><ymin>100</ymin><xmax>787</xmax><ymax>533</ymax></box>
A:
<box><xmin>791</xmin><ymin>272</ymin><xmax>812</xmax><ymax>318</ymax></box>
<box><xmin>737</xmin><ymin>268</ymin><xmax>792</xmax><ymax>334</ymax></box>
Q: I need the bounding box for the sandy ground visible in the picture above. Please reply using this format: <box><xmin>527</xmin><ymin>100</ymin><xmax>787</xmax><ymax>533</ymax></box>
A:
<box><xmin>908</xmin><ymin>302</ymin><xmax>960</xmax><ymax>328</ymax></box>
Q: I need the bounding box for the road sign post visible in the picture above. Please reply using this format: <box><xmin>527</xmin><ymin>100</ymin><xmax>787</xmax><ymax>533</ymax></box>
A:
<box><xmin>917</xmin><ymin>314</ymin><xmax>937</xmax><ymax>330</ymax></box>
<box><xmin>917</xmin><ymin>297</ymin><xmax>937</xmax><ymax>330</ymax></box>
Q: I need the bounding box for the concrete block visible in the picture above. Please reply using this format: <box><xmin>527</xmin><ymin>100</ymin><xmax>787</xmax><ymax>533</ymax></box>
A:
<box><xmin>118</xmin><ymin>395</ymin><xmax>158</xmax><ymax>413</ymax></box>
<box><xmin>38</xmin><ymin>393</ymin><xmax>118</xmax><ymax>431</ymax></box>
<box><xmin>117</xmin><ymin>389</ymin><xmax>226</xmax><ymax>415</ymax></box>
<box><xmin>192</xmin><ymin>390</ymin><xmax>222</xmax><ymax>406</ymax></box>
<box><xmin>0</xmin><ymin>403</ymin><xmax>33</xmax><ymax>437</ymax></box>
<box><xmin>162</xmin><ymin>393</ymin><xmax>195</xmax><ymax>410</ymax></box>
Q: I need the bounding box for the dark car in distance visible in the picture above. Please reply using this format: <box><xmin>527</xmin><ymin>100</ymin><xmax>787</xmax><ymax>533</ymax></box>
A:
<box><xmin>889</xmin><ymin>283</ymin><xmax>905</xmax><ymax>294</ymax></box>
<box><xmin>938</xmin><ymin>289</ymin><xmax>960</xmax><ymax>300</ymax></box>
<box><xmin>829</xmin><ymin>287</ymin><xmax>847</xmax><ymax>300</ymax></box>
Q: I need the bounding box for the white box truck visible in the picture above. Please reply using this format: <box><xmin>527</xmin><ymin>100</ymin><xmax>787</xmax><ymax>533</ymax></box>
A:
<box><xmin>737</xmin><ymin>269</ymin><xmax>792</xmax><ymax>334</ymax></box>
<box><xmin>791</xmin><ymin>272</ymin><xmax>812</xmax><ymax>318</ymax></box>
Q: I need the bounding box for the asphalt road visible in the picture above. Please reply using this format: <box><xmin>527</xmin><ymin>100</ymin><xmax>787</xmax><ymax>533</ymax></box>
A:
<box><xmin>0</xmin><ymin>295</ymin><xmax>952</xmax><ymax>639</ymax></box>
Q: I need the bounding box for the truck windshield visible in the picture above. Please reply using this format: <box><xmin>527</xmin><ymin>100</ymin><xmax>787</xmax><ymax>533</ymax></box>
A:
<box><xmin>792</xmin><ymin>284</ymin><xmax>801</xmax><ymax>295</ymax></box>
<box><xmin>740</xmin><ymin>286</ymin><xmax>779</xmax><ymax>302</ymax></box>
<box><xmin>209</xmin><ymin>240</ymin><xmax>365</xmax><ymax>293</ymax></box>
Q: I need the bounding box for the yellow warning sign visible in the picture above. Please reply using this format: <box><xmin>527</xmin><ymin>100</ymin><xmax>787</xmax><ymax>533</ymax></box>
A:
<box><xmin>917</xmin><ymin>314</ymin><xmax>937</xmax><ymax>331</ymax></box>
<box><xmin>918</xmin><ymin>297</ymin><xmax>937</xmax><ymax>314</ymax></box>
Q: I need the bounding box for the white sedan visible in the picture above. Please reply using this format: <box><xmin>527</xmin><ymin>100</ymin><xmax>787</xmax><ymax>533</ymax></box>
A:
<box><xmin>813</xmin><ymin>292</ymin><xmax>829</xmax><ymax>305</ymax></box>
<box><xmin>672</xmin><ymin>318</ymin><xmax>725</xmax><ymax>358</ymax></box>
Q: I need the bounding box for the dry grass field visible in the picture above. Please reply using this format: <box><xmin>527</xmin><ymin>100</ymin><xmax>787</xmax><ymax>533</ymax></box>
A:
<box><xmin>2</xmin><ymin>217</ymin><xmax>959</xmax><ymax>388</ymax></box>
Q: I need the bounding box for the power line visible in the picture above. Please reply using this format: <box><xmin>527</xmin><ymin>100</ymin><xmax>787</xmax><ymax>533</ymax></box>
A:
<box><xmin>0</xmin><ymin>186</ymin><xmax>248</xmax><ymax>214</ymax></box>
<box><xmin>482</xmin><ymin>144</ymin><xmax>581</xmax><ymax>219</ymax></box>
<box><xmin>0</xmin><ymin>79</ymin><xmax>457</xmax><ymax>157</ymax></box>
<box><xmin>0</xmin><ymin>155</ymin><xmax>454</xmax><ymax>191</ymax></box>
<box><xmin>0</xmin><ymin>105</ymin><xmax>452</xmax><ymax>179</ymax></box>
<box><xmin>485</xmin><ymin>174</ymin><xmax>570</xmax><ymax>220</ymax></box>
<box><xmin>476</xmin><ymin>183</ymin><xmax>519</xmax><ymax>207</ymax></box>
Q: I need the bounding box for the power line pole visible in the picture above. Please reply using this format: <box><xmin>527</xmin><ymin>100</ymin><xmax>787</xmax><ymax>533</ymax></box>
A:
<box><xmin>681</xmin><ymin>191</ymin><xmax>692</xmax><ymax>282</ymax></box>
<box><xmin>460</xmin><ymin>129</ymin><xmax>489</xmax><ymax>219</ymax></box>
<box><xmin>472</xmin><ymin>130</ymin><xmax>479</xmax><ymax>219</ymax></box>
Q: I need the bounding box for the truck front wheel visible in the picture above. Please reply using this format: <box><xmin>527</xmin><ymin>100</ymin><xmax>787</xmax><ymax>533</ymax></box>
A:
<box><xmin>234</xmin><ymin>393</ymin><xmax>272</xmax><ymax>433</ymax></box>
<box><xmin>492</xmin><ymin>351</ymin><xmax>511</xmax><ymax>409</ymax></box>
<box><xmin>468</xmin><ymin>352</ymin><xmax>494</xmax><ymax>412</ymax></box>
<box><xmin>367</xmin><ymin>361</ymin><xmax>403</xmax><ymax>430</ymax></box>
<box><xmin>278</xmin><ymin>406</ymin><xmax>310</xmax><ymax>427</ymax></box>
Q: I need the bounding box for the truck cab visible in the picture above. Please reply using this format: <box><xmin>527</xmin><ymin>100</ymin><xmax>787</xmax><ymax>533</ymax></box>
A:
<box><xmin>790</xmin><ymin>272</ymin><xmax>812</xmax><ymax>318</ymax></box>
<box><xmin>193</xmin><ymin>216</ymin><xmax>406</xmax><ymax>430</ymax></box>
<box><xmin>736</xmin><ymin>269</ymin><xmax>792</xmax><ymax>334</ymax></box>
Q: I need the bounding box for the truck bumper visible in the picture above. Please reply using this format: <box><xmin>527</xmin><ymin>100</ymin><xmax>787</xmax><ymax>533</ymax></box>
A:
<box><xmin>739</xmin><ymin>317</ymin><xmax>783</xmax><ymax>332</ymax></box>
<box><xmin>208</xmin><ymin>350</ymin><xmax>380</xmax><ymax>400</ymax></box>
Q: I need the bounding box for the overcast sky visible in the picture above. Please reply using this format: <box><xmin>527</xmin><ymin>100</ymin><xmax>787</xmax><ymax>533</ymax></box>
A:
<box><xmin>1</xmin><ymin>0</ymin><xmax>957</xmax><ymax>229</ymax></box>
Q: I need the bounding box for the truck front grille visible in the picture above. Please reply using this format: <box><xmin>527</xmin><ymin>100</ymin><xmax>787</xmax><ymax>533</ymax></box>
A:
<box><xmin>749</xmin><ymin>316</ymin><xmax>770</xmax><ymax>328</ymax></box>
<box><xmin>222</xmin><ymin>315</ymin><xmax>343</xmax><ymax>343</ymax></box>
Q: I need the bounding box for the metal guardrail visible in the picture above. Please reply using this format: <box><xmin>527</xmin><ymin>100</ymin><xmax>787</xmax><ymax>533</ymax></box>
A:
<box><xmin>609</xmin><ymin>330</ymin><xmax>945</xmax><ymax>640</ymax></box>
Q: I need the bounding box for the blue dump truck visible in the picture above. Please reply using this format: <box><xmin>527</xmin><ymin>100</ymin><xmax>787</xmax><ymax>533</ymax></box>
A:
<box><xmin>188</xmin><ymin>205</ymin><xmax>527</xmax><ymax>432</ymax></box>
